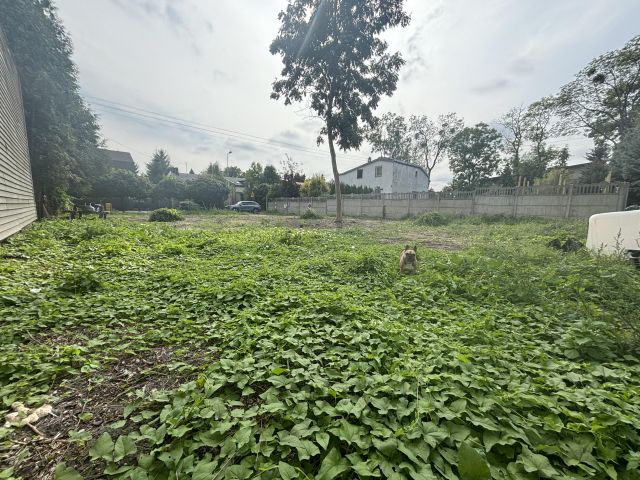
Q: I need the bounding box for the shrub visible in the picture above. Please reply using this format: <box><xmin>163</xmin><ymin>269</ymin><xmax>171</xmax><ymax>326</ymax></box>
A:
<box><xmin>300</xmin><ymin>208</ymin><xmax>322</xmax><ymax>220</ymax></box>
<box><xmin>415</xmin><ymin>211</ymin><xmax>450</xmax><ymax>226</ymax></box>
<box><xmin>149</xmin><ymin>208</ymin><xmax>184</xmax><ymax>222</ymax></box>
<box><xmin>278</xmin><ymin>229</ymin><xmax>304</xmax><ymax>246</ymax></box>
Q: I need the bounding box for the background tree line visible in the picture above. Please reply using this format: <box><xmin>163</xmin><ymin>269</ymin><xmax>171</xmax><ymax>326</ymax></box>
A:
<box><xmin>365</xmin><ymin>34</ymin><xmax>640</xmax><ymax>200</ymax></box>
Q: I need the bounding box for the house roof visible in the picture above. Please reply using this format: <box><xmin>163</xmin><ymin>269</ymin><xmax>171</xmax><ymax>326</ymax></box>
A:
<box><xmin>339</xmin><ymin>157</ymin><xmax>429</xmax><ymax>177</ymax></box>
<box><xmin>100</xmin><ymin>149</ymin><xmax>137</xmax><ymax>172</ymax></box>
<box><xmin>224</xmin><ymin>177</ymin><xmax>245</xmax><ymax>187</ymax></box>
<box><xmin>177</xmin><ymin>172</ymin><xmax>198</xmax><ymax>182</ymax></box>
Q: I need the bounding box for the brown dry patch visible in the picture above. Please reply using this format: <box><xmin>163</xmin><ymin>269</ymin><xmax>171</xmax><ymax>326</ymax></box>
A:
<box><xmin>380</xmin><ymin>234</ymin><xmax>463</xmax><ymax>251</ymax></box>
<box><xmin>7</xmin><ymin>345</ymin><xmax>214</xmax><ymax>480</ymax></box>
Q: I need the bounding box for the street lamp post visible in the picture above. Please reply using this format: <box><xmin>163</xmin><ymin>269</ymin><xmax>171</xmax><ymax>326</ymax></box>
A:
<box><xmin>226</xmin><ymin>151</ymin><xmax>232</xmax><ymax>170</ymax></box>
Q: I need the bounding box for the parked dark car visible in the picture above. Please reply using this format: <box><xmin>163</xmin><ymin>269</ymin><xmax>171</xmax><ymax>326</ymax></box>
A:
<box><xmin>228</xmin><ymin>201</ymin><xmax>261</xmax><ymax>213</ymax></box>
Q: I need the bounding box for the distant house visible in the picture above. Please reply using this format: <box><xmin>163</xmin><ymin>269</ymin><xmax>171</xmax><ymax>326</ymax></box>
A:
<box><xmin>100</xmin><ymin>149</ymin><xmax>137</xmax><ymax>173</ymax></box>
<box><xmin>224</xmin><ymin>177</ymin><xmax>245</xmax><ymax>204</ymax></box>
<box><xmin>339</xmin><ymin>157</ymin><xmax>429</xmax><ymax>194</ymax></box>
<box><xmin>169</xmin><ymin>171</ymin><xmax>198</xmax><ymax>182</ymax></box>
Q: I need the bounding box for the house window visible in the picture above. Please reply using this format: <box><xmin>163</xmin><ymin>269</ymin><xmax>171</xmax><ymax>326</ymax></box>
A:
<box><xmin>375</xmin><ymin>166</ymin><xmax>382</xmax><ymax>177</ymax></box>
<box><xmin>356</xmin><ymin>168</ymin><xmax>363</xmax><ymax>179</ymax></box>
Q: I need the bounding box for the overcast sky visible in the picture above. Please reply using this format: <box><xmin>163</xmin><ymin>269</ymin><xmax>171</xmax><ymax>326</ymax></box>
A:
<box><xmin>55</xmin><ymin>0</ymin><xmax>640</xmax><ymax>190</ymax></box>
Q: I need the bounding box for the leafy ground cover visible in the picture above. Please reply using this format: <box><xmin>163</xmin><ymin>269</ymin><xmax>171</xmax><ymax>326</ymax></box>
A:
<box><xmin>0</xmin><ymin>214</ymin><xmax>639</xmax><ymax>479</ymax></box>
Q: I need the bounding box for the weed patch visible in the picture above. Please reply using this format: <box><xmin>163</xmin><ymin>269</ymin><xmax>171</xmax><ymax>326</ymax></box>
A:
<box><xmin>0</xmin><ymin>216</ymin><xmax>639</xmax><ymax>479</ymax></box>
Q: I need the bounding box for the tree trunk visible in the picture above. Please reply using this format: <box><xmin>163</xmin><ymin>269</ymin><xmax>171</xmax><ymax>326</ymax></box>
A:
<box><xmin>328</xmin><ymin>128</ymin><xmax>342</xmax><ymax>224</ymax></box>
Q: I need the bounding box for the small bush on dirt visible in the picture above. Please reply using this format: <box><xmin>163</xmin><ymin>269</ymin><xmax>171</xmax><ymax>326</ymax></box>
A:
<box><xmin>415</xmin><ymin>211</ymin><xmax>450</xmax><ymax>226</ymax></box>
<box><xmin>149</xmin><ymin>208</ymin><xmax>184</xmax><ymax>222</ymax></box>
<box><xmin>300</xmin><ymin>208</ymin><xmax>322</xmax><ymax>219</ymax></box>
<box><xmin>278</xmin><ymin>229</ymin><xmax>304</xmax><ymax>246</ymax></box>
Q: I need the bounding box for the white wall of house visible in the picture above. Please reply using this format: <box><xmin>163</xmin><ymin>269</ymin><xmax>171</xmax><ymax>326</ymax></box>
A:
<box><xmin>392</xmin><ymin>162</ymin><xmax>429</xmax><ymax>193</ymax></box>
<box><xmin>339</xmin><ymin>159</ymin><xmax>429</xmax><ymax>193</ymax></box>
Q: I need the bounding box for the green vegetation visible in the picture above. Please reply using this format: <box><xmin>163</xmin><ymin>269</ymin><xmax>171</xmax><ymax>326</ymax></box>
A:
<box><xmin>1</xmin><ymin>215</ymin><xmax>639</xmax><ymax>479</ymax></box>
<box><xmin>148</xmin><ymin>208</ymin><xmax>184</xmax><ymax>223</ymax></box>
<box><xmin>300</xmin><ymin>209</ymin><xmax>323</xmax><ymax>220</ymax></box>
<box><xmin>414</xmin><ymin>212</ymin><xmax>450</xmax><ymax>227</ymax></box>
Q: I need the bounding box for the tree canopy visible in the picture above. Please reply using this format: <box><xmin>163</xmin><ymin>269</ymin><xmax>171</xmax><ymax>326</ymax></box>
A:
<box><xmin>146</xmin><ymin>149</ymin><xmax>172</xmax><ymax>184</ymax></box>
<box><xmin>555</xmin><ymin>35</ymin><xmax>640</xmax><ymax>144</ymax></box>
<box><xmin>270</xmin><ymin>0</ymin><xmax>410</xmax><ymax>222</ymax></box>
<box><xmin>449</xmin><ymin>123</ymin><xmax>503</xmax><ymax>190</ymax></box>
<box><xmin>0</xmin><ymin>0</ymin><xmax>106</xmax><ymax>215</ymax></box>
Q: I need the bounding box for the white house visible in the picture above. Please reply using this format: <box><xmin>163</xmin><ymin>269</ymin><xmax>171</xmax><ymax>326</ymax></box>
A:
<box><xmin>339</xmin><ymin>157</ymin><xmax>429</xmax><ymax>193</ymax></box>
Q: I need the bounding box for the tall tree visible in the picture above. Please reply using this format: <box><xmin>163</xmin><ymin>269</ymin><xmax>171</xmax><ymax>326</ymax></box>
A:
<box><xmin>244</xmin><ymin>162</ymin><xmax>264</xmax><ymax>197</ymax></box>
<box><xmin>188</xmin><ymin>175</ymin><xmax>229</xmax><ymax>209</ymax></box>
<box><xmin>0</xmin><ymin>0</ymin><xmax>106</xmax><ymax>215</ymax></box>
<box><xmin>270</xmin><ymin>0</ymin><xmax>410</xmax><ymax>223</ymax></box>
<box><xmin>205</xmin><ymin>162</ymin><xmax>223</xmax><ymax>177</ymax></box>
<box><xmin>580</xmin><ymin>142</ymin><xmax>610</xmax><ymax>184</ymax></box>
<box><xmin>262</xmin><ymin>165</ymin><xmax>281</xmax><ymax>184</ymax></box>
<box><xmin>449</xmin><ymin>123</ymin><xmax>503</xmax><ymax>190</ymax></box>
<box><xmin>223</xmin><ymin>166</ymin><xmax>243</xmax><ymax>177</ymax></box>
<box><xmin>146</xmin><ymin>149</ymin><xmax>172</xmax><ymax>184</ymax></box>
<box><xmin>409</xmin><ymin>113</ymin><xmax>464</xmax><ymax>188</ymax></box>
<box><xmin>300</xmin><ymin>174</ymin><xmax>330</xmax><ymax>197</ymax></box>
<box><xmin>366</xmin><ymin>113</ymin><xmax>412</xmax><ymax>161</ymax></box>
<box><xmin>275</xmin><ymin>155</ymin><xmax>305</xmax><ymax>197</ymax></box>
<box><xmin>555</xmin><ymin>35</ymin><xmax>640</xmax><ymax>144</ymax></box>
<box><xmin>498</xmin><ymin>105</ymin><xmax>527</xmax><ymax>174</ymax></box>
<box><xmin>612</xmin><ymin>113</ymin><xmax>640</xmax><ymax>204</ymax></box>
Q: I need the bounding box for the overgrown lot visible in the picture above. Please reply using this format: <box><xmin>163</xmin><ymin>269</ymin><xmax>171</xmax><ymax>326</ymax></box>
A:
<box><xmin>1</xmin><ymin>214</ymin><xmax>639</xmax><ymax>479</ymax></box>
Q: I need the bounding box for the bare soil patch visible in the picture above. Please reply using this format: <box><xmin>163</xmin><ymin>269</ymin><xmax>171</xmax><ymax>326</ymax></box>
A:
<box><xmin>7</xmin><ymin>345</ymin><xmax>213</xmax><ymax>480</ymax></box>
<box><xmin>380</xmin><ymin>233</ymin><xmax>463</xmax><ymax>251</ymax></box>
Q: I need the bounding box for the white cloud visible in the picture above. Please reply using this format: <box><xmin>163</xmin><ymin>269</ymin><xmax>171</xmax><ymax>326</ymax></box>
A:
<box><xmin>55</xmin><ymin>0</ymin><xmax>639</xmax><ymax>188</ymax></box>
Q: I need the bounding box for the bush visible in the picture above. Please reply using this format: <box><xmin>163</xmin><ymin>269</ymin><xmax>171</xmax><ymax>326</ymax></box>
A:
<box><xmin>149</xmin><ymin>208</ymin><xmax>184</xmax><ymax>222</ymax></box>
<box><xmin>300</xmin><ymin>208</ymin><xmax>322</xmax><ymax>220</ymax></box>
<box><xmin>415</xmin><ymin>211</ymin><xmax>450</xmax><ymax>226</ymax></box>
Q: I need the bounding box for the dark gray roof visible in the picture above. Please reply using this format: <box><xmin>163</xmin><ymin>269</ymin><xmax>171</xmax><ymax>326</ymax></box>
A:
<box><xmin>100</xmin><ymin>149</ymin><xmax>137</xmax><ymax>172</ymax></box>
<box><xmin>339</xmin><ymin>157</ymin><xmax>429</xmax><ymax>177</ymax></box>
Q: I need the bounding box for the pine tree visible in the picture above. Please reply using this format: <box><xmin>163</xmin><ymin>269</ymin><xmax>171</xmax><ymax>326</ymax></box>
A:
<box><xmin>146</xmin><ymin>149</ymin><xmax>172</xmax><ymax>184</ymax></box>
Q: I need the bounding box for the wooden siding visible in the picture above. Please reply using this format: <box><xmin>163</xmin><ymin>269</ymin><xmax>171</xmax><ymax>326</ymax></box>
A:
<box><xmin>0</xmin><ymin>29</ymin><xmax>36</xmax><ymax>241</ymax></box>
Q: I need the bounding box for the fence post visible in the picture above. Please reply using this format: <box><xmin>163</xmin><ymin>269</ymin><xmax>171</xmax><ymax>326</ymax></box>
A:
<box><xmin>565</xmin><ymin>184</ymin><xmax>574</xmax><ymax>218</ymax></box>
<box><xmin>617</xmin><ymin>182</ymin><xmax>630</xmax><ymax>210</ymax></box>
<box><xmin>471</xmin><ymin>189</ymin><xmax>477</xmax><ymax>215</ymax></box>
<box><xmin>436</xmin><ymin>193</ymin><xmax>441</xmax><ymax>213</ymax></box>
<box><xmin>513</xmin><ymin>187</ymin><xmax>519</xmax><ymax>217</ymax></box>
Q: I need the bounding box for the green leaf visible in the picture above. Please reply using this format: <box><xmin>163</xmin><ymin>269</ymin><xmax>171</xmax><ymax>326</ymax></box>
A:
<box><xmin>316</xmin><ymin>448</ymin><xmax>350</xmax><ymax>480</ymax></box>
<box><xmin>316</xmin><ymin>432</ymin><xmax>330</xmax><ymax>450</ymax></box>
<box><xmin>89</xmin><ymin>432</ymin><xmax>114</xmax><ymax>461</ymax></box>
<box><xmin>68</xmin><ymin>430</ymin><xmax>92</xmax><ymax>443</ymax></box>
<box><xmin>224</xmin><ymin>464</ymin><xmax>252</xmax><ymax>479</ymax></box>
<box><xmin>280</xmin><ymin>434</ymin><xmax>320</xmax><ymax>461</ymax></box>
<box><xmin>113</xmin><ymin>435</ymin><xmax>137</xmax><ymax>461</ymax></box>
<box><xmin>78</xmin><ymin>412</ymin><xmax>93</xmax><ymax>421</ymax></box>
<box><xmin>329</xmin><ymin>419</ymin><xmax>370</xmax><ymax>449</ymax></box>
<box><xmin>54</xmin><ymin>463</ymin><xmax>83</xmax><ymax>480</ymax></box>
<box><xmin>193</xmin><ymin>459</ymin><xmax>218</xmax><ymax>480</ymax></box>
<box><xmin>373</xmin><ymin>437</ymin><xmax>398</xmax><ymax>457</ymax></box>
<box><xmin>518</xmin><ymin>447</ymin><xmax>559</xmax><ymax>478</ymax></box>
<box><xmin>278</xmin><ymin>461</ymin><xmax>298</xmax><ymax>480</ymax></box>
<box><xmin>458</xmin><ymin>442</ymin><xmax>490</xmax><ymax>480</ymax></box>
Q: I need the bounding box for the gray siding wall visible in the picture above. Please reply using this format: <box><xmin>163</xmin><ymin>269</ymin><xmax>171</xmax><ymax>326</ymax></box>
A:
<box><xmin>0</xmin><ymin>30</ymin><xmax>37</xmax><ymax>240</ymax></box>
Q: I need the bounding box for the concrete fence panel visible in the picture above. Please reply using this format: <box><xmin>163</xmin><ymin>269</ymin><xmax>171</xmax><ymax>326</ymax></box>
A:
<box><xmin>268</xmin><ymin>182</ymin><xmax>629</xmax><ymax>220</ymax></box>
